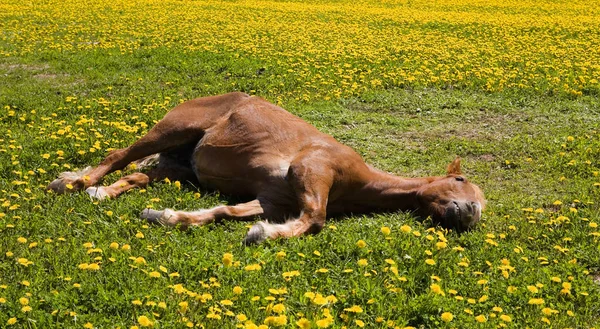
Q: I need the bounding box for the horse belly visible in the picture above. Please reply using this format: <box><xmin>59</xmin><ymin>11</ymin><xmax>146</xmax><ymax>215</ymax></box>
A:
<box><xmin>191</xmin><ymin>139</ymin><xmax>291</xmax><ymax>197</ymax></box>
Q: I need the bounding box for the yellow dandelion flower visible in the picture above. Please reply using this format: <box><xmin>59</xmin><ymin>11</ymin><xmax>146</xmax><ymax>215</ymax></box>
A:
<box><xmin>312</xmin><ymin>295</ymin><xmax>328</xmax><ymax>306</ymax></box>
<box><xmin>356</xmin><ymin>240</ymin><xmax>366</xmax><ymax>248</ymax></box>
<box><xmin>138</xmin><ymin>315</ymin><xmax>154</xmax><ymax>327</ymax></box>
<box><xmin>272</xmin><ymin>303</ymin><xmax>285</xmax><ymax>313</ymax></box>
<box><xmin>425</xmin><ymin>259</ymin><xmax>436</xmax><ymax>265</ymax></box>
<box><xmin>400</xmin><ymin>225</ymin><xmax>412</xmax><ymax>233</ymax></box>
<box><xmin>344</xmin><ymin>305</ymin><xmax>363</xmax><ymax>313</ymax></box>
<box><xmin>7</xmin><ymin>318</ymin><xmax>17</xmax><ymax>325</ymax></box>
<box><xmin>222</xmin><ymin>253</ymin><xmax>233</xmax><ymax>266</ymax></box>
<box><xmin>357</xmin><ymin>259</ymin><xmax>368</xmax><ymax>266</ymax></box>
<box><xmin>381</xmin><ymin>226</ymin><xmax>391</xmax><ymax>235</ymax></box>
<box><xmin>87</xmin><ymin>263</ymin><xmax>100</xmax><ymax>271</ymax></box>
<box><xmin>441</xmin><ymin>312</ymin><xmax>454</xmax><ymax>322</ymax></box>
<box><xmin>179</xmin><ymin>301</ymin><xmax>188</xmax><ymax>312</ymax></box>
<box><xmin>475</xmin><ymin>315</ymin><xmax>486</xmax><ymax>323</ymax></box>
<box><xmin>430</xmin><ymin>284</ymin><xmax>445</xmax><ymax>296</ymax></box>
<box><xmin>244</xmin><ymin>264</ymin><xmax>262</xmax><ymax>271</ymax></box>
<box><xmin>149</xmin><ymin>271</ymin><xmax>160</xmax><ymax>278</ymax></box>
<box><xmin>296</xmin><ymin>318</ymin><xmax>311</xmax><ymax>329</ymax></box>
<box><xmin>315</xmin><ymin>317</ymin><xmax>333</xmax><ymax>328</ymax></box>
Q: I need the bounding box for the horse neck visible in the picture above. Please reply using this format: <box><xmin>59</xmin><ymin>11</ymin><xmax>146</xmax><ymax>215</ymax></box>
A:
<box><xmin>357</xmin><ymin>166</ymin><xmax>442</xmax><ymax>211</ymax></box>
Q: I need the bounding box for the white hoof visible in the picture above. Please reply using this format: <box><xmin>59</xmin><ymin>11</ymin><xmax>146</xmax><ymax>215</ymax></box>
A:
<box><xmin>140</xmin><ymin>208</ymin><xmax>176</xmax><ymax>225</ymax></box>
<box><xmin>243</xmin><ymin>222</ymin><xmax>269</xmax><ymax>245</ymax></box>
<box><xmin>86</xmin><ymin>186</ymin><xmax>110</xmax><ymax>200</ymax></box>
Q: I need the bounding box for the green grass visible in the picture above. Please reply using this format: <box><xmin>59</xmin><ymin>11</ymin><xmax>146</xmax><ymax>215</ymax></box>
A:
<box><xmin>1</xmin><ymin>7</ymin><xmax>600</xmax><ymax>329</ymax></box>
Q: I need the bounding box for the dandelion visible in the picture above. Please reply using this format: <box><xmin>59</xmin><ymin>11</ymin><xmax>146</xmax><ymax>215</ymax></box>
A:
<box><xmin>356</xmin><ymin>240</ymin><xmax>366</xmax><ymax>248</ymax></box>
<box><xmin>315</xmin><ymin>317</ymin><xmax>333</xmax><ymax>328</ymax></box>
<box><xmin>272</xmin><ymin>303</ymin><xmax>286</xmax><ymax>313</ymax></box>
<box><xmin>441</xmin><ymin>312</ymin><xmax>453</xmax><ymax>322</ymax></box>
<box><xmin>381</xmin><ymin>226</ymin><xmax>391</xmax><ymax>235</ymax></box>
<box><xmin>179</xmin><ymin>301</ymin><xmax>188</xmax><ymax>312</ymax></box>
<box><xmin>400</xmin><ymin>225</ymin><xmax>412</xmax><ymax>233</ymax></box>
<box><xmin>425</xmin><ymin>259</ymin><xmax>436</xmax><ymax>265</ymax></box>
<box><xmin>233</xmin><ymin>286</ymin><xmax>243</xmax><ymax>294</ymax></box>
<box><xmin>357</xmin><ymin>259</ymin><xmax>368</xmax><ymax>266</ymax></box>
<box><xmin>133</xmin><ymin>257</ymin><xmax>146</xmax><ymax>265</ymax></box>
<box><xmin>244</xmin><ymin>264</ymin><xmax>262</xmax><ymax>271</ymax></box>
<box><xmin>312</xmin><ymin>295</ymin><xmax>328</xmax><ymax>306</ymax></box>
<box><xmin>138</xmin><ymin>316</ymin><xmax>154</xmax><ymax>327</ymax></box>
<box><xmin>430</xmin><ymin>284</ymin><xmax>445</xmax><ymax>296</ymax></box>
<box><xmin>7</xmin><ymin>318</ymin><xmax>17</xmax><ymax>325</ymax></box>
<box><xmin>296</xmin><ymin>318</ymin><xmax>311</xmax><ymax>329</ymax></box>
<box><xmin>475</xmin><ymin>315</ymin><xmax>487</xmax><ymax>323</ymax></box>
<box><xmin>528</xmin><ymin>298</ymin><xmax>544</xmax><ymax>305</ymax></box>
<box><xmin>344</xmin><ymin>305</ymin><xmax>363</xmax><ymax>313</ymax></box>
<box><xmin>88</xmin><ymin>263</ymin><xmax>100</xmax><ymax>270</ymax></box>
<box><xmin>223</xmin><ymin>253</ymin><xmax>233</xmax><ymax>266</ymax></box>
<box><xmin>149</xmin><ymin>271</ymin><xmax>161</xmax><ymax>278</ymax></box>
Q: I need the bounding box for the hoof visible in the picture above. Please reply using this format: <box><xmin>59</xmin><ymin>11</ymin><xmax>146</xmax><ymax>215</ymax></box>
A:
<box><xmin>86</xmin><ymin>186</ymin><xmax>110</xmax><ymax>200</ymax></box>
<box><xmin>47</xmin><ymin>179</ymin><xmax>70</xmax><ymax>194</ymax></box>
<box><xmin>140</xmin><ymin>208</ymin><xmax>165</xmax><ymax>224</ymax></box>
<box><xmin>243</xmin><ymin>222</ymin><xmax>267</xmax><ymax>246</ymax></box>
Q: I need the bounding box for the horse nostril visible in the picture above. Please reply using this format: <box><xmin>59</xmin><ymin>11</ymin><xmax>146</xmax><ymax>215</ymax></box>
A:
<box><xmin>465</xmin><ymin>202</ymin><xmax>473</xmax><ymax>213</ymax></box>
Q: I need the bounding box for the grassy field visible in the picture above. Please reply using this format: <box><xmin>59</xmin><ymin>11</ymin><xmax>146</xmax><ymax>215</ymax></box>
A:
<box><xmin>1</xmin><ymin>0</ymin><xmax>600</xmax><ymax>328</ymax></box>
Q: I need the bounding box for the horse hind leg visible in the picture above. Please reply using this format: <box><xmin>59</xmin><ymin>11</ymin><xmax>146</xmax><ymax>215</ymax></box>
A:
<box><xmin>86</xmin><ymin>151</ymin><xmax>198</xmax><ymax>201</ymax></box>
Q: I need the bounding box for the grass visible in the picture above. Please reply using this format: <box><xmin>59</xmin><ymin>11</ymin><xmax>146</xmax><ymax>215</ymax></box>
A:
<box><xmin>1</xmin><ymin>0</ymin><xmax>600</xmax><ymax>328</ymax></box>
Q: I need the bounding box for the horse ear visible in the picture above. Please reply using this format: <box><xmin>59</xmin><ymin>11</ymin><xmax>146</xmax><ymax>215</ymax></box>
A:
<box><xmin>447</xmin><ymin>157</ymin><xmax>462</xmax><ymax>175</ymax></box>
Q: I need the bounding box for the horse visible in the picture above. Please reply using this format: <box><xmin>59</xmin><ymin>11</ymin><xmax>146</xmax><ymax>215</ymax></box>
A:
<box><xmin>47</xmin><ymin>92</ymin><xmax>486</xmax><ymax>244</ymax></box>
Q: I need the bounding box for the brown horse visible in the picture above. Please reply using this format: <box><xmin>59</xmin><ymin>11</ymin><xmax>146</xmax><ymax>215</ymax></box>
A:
<box><xmin>47</xmin><ymin>92</ymin><xmax>486</xmax><ymax>244</ymax></box>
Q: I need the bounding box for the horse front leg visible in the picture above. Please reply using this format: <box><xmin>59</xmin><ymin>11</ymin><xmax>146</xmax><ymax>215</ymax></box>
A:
<box><xmin>140</xmin><ymin>199</ymin><xmax>265</xmax><ymax>227</ymax></box>
<box><xmin>243</xmin><ymin>154</ymin><xmax>333</xmax><ymax>245</ymax></box>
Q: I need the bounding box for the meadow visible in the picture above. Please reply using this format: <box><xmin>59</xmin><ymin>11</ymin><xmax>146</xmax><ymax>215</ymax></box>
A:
<box><xmin>0</xmin><ymin>0</ymin><xmax>599</xmax><ymax>328</ymax></box>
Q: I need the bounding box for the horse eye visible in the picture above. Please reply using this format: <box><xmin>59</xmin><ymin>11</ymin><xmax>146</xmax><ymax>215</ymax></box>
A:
<box><xmin>455</xmin><ymin>176</ymin><xmax>465</xmax><ymax>182</ymax></box>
